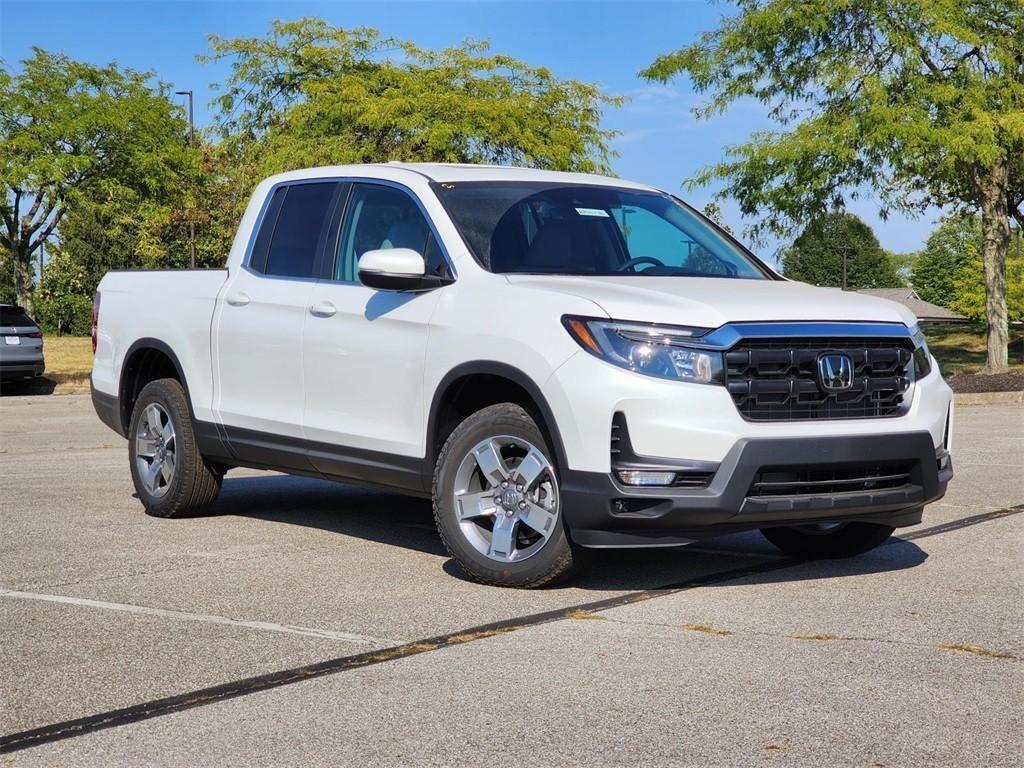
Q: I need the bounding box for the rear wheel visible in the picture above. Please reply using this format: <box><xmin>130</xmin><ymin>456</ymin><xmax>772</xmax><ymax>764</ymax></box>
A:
<box><xmin>128</xmin><ymin>378</ymin><xmax>221</xmax><ymax>518</ymax></box>
<box><xmin>432</xmin><ymin>403</ymin><xmax>580</xmax><ymax>588</ymax></box>
<box><xmin>760</xmin><ymin>521</ymin><xmax>895</xmax><ymax>559</ymax></box>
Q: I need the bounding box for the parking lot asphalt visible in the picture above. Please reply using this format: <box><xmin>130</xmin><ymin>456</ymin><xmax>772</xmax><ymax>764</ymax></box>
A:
<box><xmin>1</xmin><ymin>393</ymin><xmax>1021</xmax><ymax>767</ymax></box>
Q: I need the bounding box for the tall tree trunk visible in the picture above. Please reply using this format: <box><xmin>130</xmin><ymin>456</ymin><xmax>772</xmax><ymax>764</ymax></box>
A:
<box><xmin>979</xmin><ymin>159</ymin><xmax>1010</xmax><ymax>373</ymax></box>
<box><xmin>11</xmin><ymin>244</ymin><xmax>35</xmax><ymax>316</ymax></box>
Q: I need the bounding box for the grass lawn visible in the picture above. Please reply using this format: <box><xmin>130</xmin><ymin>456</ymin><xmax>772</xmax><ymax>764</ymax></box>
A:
<box><xmin>43</xmin><ymin>335</ymin><xmax>94</xmax><ymax>376</ymax></box>
<box><xmin>923</xmin><ymin>325</ymin><xmax>1024</xmax><ymax>376</ymax></box>
<box><xmin>0</xmin><ymin>335</ymin><xmax>92</xmax><ymax>394</ymax></box>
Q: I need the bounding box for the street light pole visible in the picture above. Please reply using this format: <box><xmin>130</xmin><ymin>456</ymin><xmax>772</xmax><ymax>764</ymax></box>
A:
<box><xmin>175</xmin><ymin>90</ymin><xmax>196</xmax><ymax>269</ymax></box>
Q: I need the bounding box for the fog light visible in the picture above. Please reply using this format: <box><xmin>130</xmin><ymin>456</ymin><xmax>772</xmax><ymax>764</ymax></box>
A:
<box><xmin>616</xmin><ymin>470</ymin><xmax>676</xmax><ymax>486</ymax></box>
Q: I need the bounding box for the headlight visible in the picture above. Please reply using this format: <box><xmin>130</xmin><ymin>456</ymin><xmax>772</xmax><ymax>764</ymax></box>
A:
<box><xmin>562</xmin><ymin>316</ymin><xmax>723</xmax><ymax>385</ymax></box>
<box><xmin>910</xmin><ymin>326</ymin><xmax>933</xmax><ymax>379</ymax></box>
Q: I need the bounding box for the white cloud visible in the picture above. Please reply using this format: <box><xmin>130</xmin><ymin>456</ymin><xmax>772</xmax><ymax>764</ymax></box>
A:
<box><xmin>625</xmin><ymin>84</ymin><xmax>681</xmax><ymax>103</ymax></box>
<box><xmin>611</xmin><ymin>128</ymin><xmax>658</xmax><ymax>145</ymax></box>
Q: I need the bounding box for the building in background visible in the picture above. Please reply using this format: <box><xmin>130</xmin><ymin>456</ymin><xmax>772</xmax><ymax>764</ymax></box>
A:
<box><xmin>856</xmin><ymin>288</ymin><xmax>966</xmax><ymax>325</ymax></box>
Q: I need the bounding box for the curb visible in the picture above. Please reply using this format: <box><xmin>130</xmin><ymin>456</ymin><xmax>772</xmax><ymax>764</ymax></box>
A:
<box><xmin>954</xmin><ymin>390</ymin><xmax>1024</xmax><ymax>407</ymax></box>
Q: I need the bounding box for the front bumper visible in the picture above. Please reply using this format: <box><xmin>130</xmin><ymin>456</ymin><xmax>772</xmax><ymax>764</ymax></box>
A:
<box><xmin>562</xmin><ymin>430</ymin><xmax>952</xmax><ymax>548</ymax></box>
<box><xmin>545</xmin><ymin>347</ymin><xmax>954</xmax><ymax>472</ymax></box>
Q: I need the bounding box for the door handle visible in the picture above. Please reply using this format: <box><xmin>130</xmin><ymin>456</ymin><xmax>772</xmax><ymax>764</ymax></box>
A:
<box><xmin>226</xmin><ymin>292</ymin><xmax>250</xmax><ymax>307</ymax></box>
<box><xmin>309</xmin><ymin>301</ymin><xmax>337</xmax><ymax>318</ymax></box>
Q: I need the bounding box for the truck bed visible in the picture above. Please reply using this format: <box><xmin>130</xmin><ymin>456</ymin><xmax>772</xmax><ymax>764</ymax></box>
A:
<box><xmin>91</xmin><ymin>269</ymin><xmax>229</xmax><ymax>425</ymax></box>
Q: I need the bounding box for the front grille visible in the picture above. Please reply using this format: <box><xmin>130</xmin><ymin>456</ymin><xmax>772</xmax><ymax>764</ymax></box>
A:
<box><xmin>749</xmin><ymin>462</ymin><xmax>914</xmax><ymax>497</ymax></box>
<box><xmin>726</xmin><ymin>337</ymin><xmax>913</xmax><ymax>421</ymax></box>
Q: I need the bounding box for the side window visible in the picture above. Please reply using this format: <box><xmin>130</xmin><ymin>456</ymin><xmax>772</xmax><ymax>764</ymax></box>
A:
<box><xmin>335</xmin><ymin>184</ymin><xmax>437</xmax><ymax>282</ymax></box>
<box><xmin>252</xmin><ymin>182</ymin><xmax>340</xmax><ymax>279</ymax></box>
<box><xmin>248</xmin><ymin>187</ymin><xmax>286</xmax><ymax>273</ymax></box>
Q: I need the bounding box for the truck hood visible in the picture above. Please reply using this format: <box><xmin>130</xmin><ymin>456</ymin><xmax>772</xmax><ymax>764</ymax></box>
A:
<box><xmin>505</xmin><ymin>275</ymin><xmax>918</xmax><ymax>329</ymax></box>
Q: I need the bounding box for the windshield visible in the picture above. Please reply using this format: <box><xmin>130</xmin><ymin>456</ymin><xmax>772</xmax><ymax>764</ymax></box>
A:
<box><xmin>433</xmin><ymin>181</ymin><xmax>769</xmax><ymax>279</ymax></box>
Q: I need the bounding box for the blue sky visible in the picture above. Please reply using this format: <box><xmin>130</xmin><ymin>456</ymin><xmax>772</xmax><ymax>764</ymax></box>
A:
<box><xmin>1</xmin><ymin>0</ymin><xmax>943</xmax><ymax>259</ymax></box>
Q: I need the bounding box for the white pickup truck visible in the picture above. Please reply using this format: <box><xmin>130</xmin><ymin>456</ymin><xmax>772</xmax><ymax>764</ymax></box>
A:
<box><xmin>91</xmin><ymin>163</ymin><xmax>954</xmax><ymax>587</ymax></box>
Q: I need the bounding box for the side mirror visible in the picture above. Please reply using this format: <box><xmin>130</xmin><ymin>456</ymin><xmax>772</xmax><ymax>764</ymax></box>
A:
<box><xmin>357</xmin><ymin>248</ymin><xmax>452</xmax><ymax>292</ymax></box>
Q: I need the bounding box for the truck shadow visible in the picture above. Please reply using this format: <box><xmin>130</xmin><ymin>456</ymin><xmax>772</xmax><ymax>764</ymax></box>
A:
<box><xmin>219</xmin><ymin>473</ymin><xmax>928</xmax><ymax>591</ymax></box>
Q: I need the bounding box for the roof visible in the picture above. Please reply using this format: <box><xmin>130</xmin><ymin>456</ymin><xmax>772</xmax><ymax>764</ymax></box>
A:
<box><xmin>856</xmin><ymin>288</ymin><xmax>966</xmax><ymax>323</ymax></box>
<box><xmin>385</xmin><ymin>162</ymin><xmax>656</xmax><ymax>189</ymax></box>
<box><xmin>262</xmin><ymin>163</ymin><xmax>657</xmax><ymax>191</ymax></box>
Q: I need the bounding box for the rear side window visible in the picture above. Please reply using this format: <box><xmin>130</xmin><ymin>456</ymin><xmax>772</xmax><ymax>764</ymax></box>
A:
<box><xmin>248</xmin><ymin>187</ymin><xmax>287</xmax><ymax>273</ymax></box>
<box><xmin>0</xmin><ymin>307</ymin><xmax>35</xmax><ymax>327</ymax></box>
<box><xmin>249</xmin><ymin>182</ymin><xmax>341</xmax><ymax>278</ymax></box>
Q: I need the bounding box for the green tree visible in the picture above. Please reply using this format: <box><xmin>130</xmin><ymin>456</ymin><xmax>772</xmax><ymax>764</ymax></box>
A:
<box><xmin>54</xmin><ymin>139</ymin><xmax>239</xmax><ymax>287</ymax></box>
<box><xmin>702</xmin><ymin>201</ymin><xmax>733</xmax><ymax>234</ymax></box>
<box><xmin>913</xmin><ymin>213</ymin><xmax>1024</xmax><ymax>322</ymax></box>
<box><xmin>950</xmin><ymin>234</ymin><xmax>1024</xmax><ymax>323</ymax></box>
<box><xmin>0</xmin><ymin>251</ymin><xmax>15</xmax><ymax>304</ymax></box>
<box><xmin>781</xmin><ymin>212</ymin><xmax>902</xmax><ymax>289</ymax></box>
<box><xmin>203</xmin><ymin>19</ymin><xmax>622</xmax><ymax>190</ymax></box>
<box><xmin>33</xmin><ymin>248</ymin><xmax>93</xmax><ymax>335</ymax></box>
<box><xmin>889</xmin><ymin>250</ymin><xmax>916</xmax><ymax>287</ymax></box>
<box><xmin>643</xmin><ymin>1</ymin><xmax>1024</xmax><ymax>372</ymax></box>
<box><xmin>0</xmin><ymin>49</ymin><xmax>192</xmax><ymax>312</ymax></box>
<box><xmin>912</xmin><ymin>214</ymin><xmax>981</xmax><ymax>308</ymax></box>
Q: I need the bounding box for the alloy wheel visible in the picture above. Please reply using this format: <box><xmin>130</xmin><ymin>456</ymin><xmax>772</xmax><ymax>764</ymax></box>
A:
<box><xmin>451</xmin><ymin>436</ymin><xmax>560</xmax><ymax>563</ymax></box>
<box><xmin>135</xmin><ymin>402</ymin><xmax>176</xmax><ymax>498</ymax></box>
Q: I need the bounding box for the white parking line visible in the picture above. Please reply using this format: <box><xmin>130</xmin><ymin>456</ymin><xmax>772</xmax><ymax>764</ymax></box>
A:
<box><xmin>0</xmin><ymin>588</ymin><xmax>401</xmax><ymax>647</ymax></box>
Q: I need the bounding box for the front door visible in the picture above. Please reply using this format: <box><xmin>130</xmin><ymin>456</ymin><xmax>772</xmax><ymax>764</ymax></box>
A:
<box><xmin>302</xmin><ymin>182</ymin><xmax>447</xmax><ymax>486</ymax></box>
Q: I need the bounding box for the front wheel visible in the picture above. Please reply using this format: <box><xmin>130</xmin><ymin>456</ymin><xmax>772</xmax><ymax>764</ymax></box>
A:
<box><xmin>432</xmin><ymin>403</ymin><xmax>581</xmax><ymax>588</ymax></box>
<box><xmin>760</xmin><ymin>521</ymin><xmax>895</xmax><ymax>559</ymax></box>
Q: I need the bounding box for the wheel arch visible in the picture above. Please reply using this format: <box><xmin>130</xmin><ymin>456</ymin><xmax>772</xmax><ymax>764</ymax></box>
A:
<box><xmin>118</xmin><ymin>338</ymin><xmax>194</xmax><ymax>434</ymax></box>
<box><xmin>425</xmin><ymin>362</ymin><xmax>568</xmax><ymax>483</ymax></box>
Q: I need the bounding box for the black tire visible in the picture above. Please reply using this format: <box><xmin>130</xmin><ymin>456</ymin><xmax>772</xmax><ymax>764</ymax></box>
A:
<box><xmin>432</xmin><ymin>403</ymin><xmax>581</xmax><ymax>588</ymax></box>
<box><xmin>128</xmin><ymin>378</ymin><xmax>222</xmax><ymax>518</ymax></box>
<box><xmin>760</xmin><ymin>522</ymin><xmax>895</xmax><ymax>559</ymax></box>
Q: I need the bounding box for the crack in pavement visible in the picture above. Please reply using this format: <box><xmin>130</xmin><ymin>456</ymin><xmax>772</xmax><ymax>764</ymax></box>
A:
<box><xmin>591</xmin><ymin>615</ymin><xmax>1020</xmax><ymax>661</ymax></box>
<box><xmin>1</xmin><ymin>503</ymin><xmax>1021</xmax><ymax>755</ymax></box>
<box><xmin>0</xmin><ymin>558</ymin><xmax>799</xmax><ymax>754</ymax></box>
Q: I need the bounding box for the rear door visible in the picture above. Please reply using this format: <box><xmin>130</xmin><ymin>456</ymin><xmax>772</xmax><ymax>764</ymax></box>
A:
<box><xmin>302</xmin><ymin>182</ymin><xmax>447</xmax><ymax>482</ymax></box>
<box><xmin>212</xmin><ymin>181</ymin><xmax>345</xmax><ymax>468</ymax></box>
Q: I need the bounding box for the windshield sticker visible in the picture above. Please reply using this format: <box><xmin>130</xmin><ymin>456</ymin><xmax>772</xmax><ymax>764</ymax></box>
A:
<box><xmin>574</xmin><ymin>207</ymin><xmax>610</xmax><ymax>218</ymax></box>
